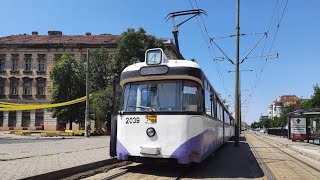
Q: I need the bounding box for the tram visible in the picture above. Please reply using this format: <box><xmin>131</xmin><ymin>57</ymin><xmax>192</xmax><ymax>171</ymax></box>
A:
<box><xmin>110</xmin><ymin>48</ymin><xmax>235</xmax><ymax>164</ymax></box>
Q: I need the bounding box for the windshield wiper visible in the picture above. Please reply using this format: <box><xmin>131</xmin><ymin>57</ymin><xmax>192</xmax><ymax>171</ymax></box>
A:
<box><xmin>126</xmin><ymin>105</ymin><xmax>156</xmax><ymax>112</ymax></box>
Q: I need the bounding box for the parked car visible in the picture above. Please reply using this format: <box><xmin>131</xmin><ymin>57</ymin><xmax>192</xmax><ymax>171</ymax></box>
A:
<box><xmin>260</xmin><ymin>129</ymin><xmax>266</xmax><ymax>133</ymax></box>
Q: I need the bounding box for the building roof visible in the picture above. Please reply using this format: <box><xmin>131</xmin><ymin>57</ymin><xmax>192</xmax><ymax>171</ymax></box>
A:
<box><xmin>0</xmin><ymin>31</ymin><xmax>118</xmax><ymax>47</ymax></box>
<box><xmin>281</xmin><ymin>95</ymin><xmax>299</xmax><ymax>105</ymax></box>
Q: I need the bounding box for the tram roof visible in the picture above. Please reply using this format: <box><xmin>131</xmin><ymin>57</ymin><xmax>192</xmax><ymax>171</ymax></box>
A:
<box><xmin>122</xmin><ymin>59</ymin><xmax>201</xmax><ymax>73</ymax></box>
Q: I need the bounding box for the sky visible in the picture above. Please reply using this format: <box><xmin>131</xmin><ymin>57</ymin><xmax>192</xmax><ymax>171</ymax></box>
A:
<box><xmin>1</xmin><ymin>0</ymin><xmax>319</xmax><ymax>124</ymax></box>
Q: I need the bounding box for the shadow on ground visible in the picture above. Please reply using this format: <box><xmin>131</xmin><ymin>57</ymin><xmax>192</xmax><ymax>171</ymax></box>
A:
<box><xmin>184</xmin><ymin>136</ymin><xmax>264</xmax><ymax>179</ymax></box>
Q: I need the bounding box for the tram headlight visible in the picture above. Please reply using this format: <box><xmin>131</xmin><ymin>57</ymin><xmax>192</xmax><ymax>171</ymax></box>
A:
<box><xmin>146</xmin><ymin>127</ymin><xmax>156</xmax><ymax>137</ymax></box>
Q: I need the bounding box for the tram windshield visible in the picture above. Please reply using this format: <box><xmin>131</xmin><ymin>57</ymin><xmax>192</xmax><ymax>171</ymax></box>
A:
<box><xmin>122</xmin><ymin>80</ymin><xmax>202</xmax><ymax>112</ymax></box>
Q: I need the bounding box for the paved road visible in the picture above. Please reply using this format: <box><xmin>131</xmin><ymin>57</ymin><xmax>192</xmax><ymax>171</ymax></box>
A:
<box><xmin>0</xmin><ymin>133</ymin><xmax>110</xmax><ymax>180</ymax></box>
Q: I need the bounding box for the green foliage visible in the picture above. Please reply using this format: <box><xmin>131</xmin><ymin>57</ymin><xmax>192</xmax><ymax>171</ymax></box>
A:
<box><xmin>311</xmin><ymin>84</ymin><xmax>320</xmax><ymax>107</ymax></box>
<box><xmin>258</xmin><ymin>117</ymin><xmax>272</xmax><ymax>128</ymax></box>
<box><xmin>50</xmin><ymin>53</ymin><xmax>86</xmax><ymax>129</ymax></box>
<box><xmin>114</xmin><ymin>28</ymin><xmax>163</xmax><ymax>76</ymax></box>
<box><xmin>250</xmin><ymin>121</ymin><xmax>259</xmax><ymax>129</ymax></box>
<box><xmin>89</xmin><ymin>48</ymin><xmax>118</xmax><ymax>124</ymax></box>
<box><xmin>90</xmin><ymin>88</ymin><xmax>113</xmax><ymax>122</ymax></box>
<box><xmin>89</xmin><ymin>48</ymin><xmax>115</xmax><ymax>91</ymax></box>
<box><xmin>89</xmin><ymin>28</ymin><xmax>163</xmax><ymax>129</ymax></box>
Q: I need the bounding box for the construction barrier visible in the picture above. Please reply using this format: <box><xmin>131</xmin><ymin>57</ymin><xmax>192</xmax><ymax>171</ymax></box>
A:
<box><xmin>0</xmin><ymin>95</ymin><xmax>89</xmax><ymax>111</ymax></box>
<box><xmin>8</xmin><ymin>130</ymin><xmax>95</xmax><ymax>136</ymax></box>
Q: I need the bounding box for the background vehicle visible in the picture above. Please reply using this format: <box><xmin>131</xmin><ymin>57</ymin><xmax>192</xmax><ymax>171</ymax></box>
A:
<box><xmin>110</xmin><ymin>48</ymin><xmax>235</xmax><ymax>164</ymax></box>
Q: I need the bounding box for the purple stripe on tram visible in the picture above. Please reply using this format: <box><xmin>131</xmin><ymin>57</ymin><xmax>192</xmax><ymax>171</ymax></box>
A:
<box><xmin>170</xmin><ymin>129</ymin><xmax>223</xmax><ymax>164</ymax></box>
<box><xmin>116</xmin><ymin>139</ymin><xmax>130</xmax><ymax>160</ymax></box>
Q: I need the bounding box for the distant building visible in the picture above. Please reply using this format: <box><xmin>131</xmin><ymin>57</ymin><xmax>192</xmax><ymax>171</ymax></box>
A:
<box><xmin>0</xmin><ymin>31</ymin><xmax>177</xmax><ymax>131</ymax></box>
<box><xmin>268</xmin><ymin>95</ymin><xmax>304</xmax><ymax>119</ymax></box>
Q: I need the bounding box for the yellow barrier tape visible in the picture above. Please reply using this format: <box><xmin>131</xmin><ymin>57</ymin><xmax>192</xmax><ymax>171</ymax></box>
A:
<box><xmin>0</xmin><ymin>94</ymin><xmax>92</xmax><ymax>111</ymax></box>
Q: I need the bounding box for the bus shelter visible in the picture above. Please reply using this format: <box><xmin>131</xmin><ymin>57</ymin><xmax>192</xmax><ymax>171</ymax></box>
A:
<box><xmin>287</xmin><ymin>108</ymin><xmax>320</xmax><ymax>142</ymax></box>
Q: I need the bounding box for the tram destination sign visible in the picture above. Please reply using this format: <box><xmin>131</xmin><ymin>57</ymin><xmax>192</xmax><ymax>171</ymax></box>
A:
<box><xmin>140</xmin><ymin>66</ymin><xmax>169</xmax><ymax>76</ymax></box>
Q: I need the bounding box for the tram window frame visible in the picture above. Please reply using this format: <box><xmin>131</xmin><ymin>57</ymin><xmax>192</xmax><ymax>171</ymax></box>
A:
<box><xmin>219</xmin><ymin>104</ymin><xmax>223</xmax><ymax>121</ymax></box>
<box><xmin>222</xmin><ymin>108</ymin><xmax>225</xmax><ymax>123</ymax></box>
<box><xmin>216</xmin><ymin>101</ymin><xmax>221</xmax><ymax>121</ymax></box>
<box><xmin>122</xmin><ymin>80</ymin><xmax>202</xmax><ymax>113</ymax></box>
<box><xmin>224</xmin><ymin>111</ymin><xmax>229</xmax><ymax>125</ymax></box>
<box><xmin>212</xmin><ymin>93</ymin><xmax>217</xmax><ymax>119</ymax></box>
<box><xmin>205</xmin><ymin>88</ymin><xmax>211</xmax><ymax>116</ymax></box>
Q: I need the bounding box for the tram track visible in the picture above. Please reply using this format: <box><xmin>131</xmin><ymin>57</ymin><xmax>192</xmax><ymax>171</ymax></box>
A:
<box><xmin>246</xmin><ymin>132</ymin><xmax>320</xmax><ymax>179</ymax></box>
<box><xmin>253</xmin><ymin>133</ymin><xmax>320</xmax><ymax>173</ymax></box>
<box><xmin>246</xmin><ymin>134</ymin><xmax>275</xmax><ymax>180</ymax></box>
<box><xmin>85</xmin><ymin>162</ymin><xmax>196</xmax><ymax>180</ymax></box>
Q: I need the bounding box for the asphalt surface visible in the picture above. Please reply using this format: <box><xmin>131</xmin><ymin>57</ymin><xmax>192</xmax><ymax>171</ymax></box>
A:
<box><xmin>86</xmin><ymin>135</ymin><xmax>266</xmax><ymax>180</ymax></box>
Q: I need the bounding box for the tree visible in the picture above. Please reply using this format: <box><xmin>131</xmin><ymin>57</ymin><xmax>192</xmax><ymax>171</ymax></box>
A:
<box><xmin>258</xmin><ymin>117</ymin><xmax>272</xmax><ymax>128</ymax></box>
<box><xmin>88</xmin><ymin>48</ymin><xmax>118</xmax><ymax>129</ymax></box>
<box><xmin>114</xmin><ymin>28</ymin><xmax>164</xmax><ymax>76</ymax></box>
<box><xmin>311</xmin><ymin>84</ymin><xmax>320</xmax><ymax>107</ymax></box>
<box><xmin>250</xmin><ymin>121</ymin><xmax>258</xmax><ymax>129</ymax></box>
<box><xmin>89</xmin><ymin>28</ymin><xmax>163</xmax><ymax>131</ymax></box>
<box><xmin>50</xmin><ymin>53</ymin><xmax>86</xmax><ymax>130</ymax></box>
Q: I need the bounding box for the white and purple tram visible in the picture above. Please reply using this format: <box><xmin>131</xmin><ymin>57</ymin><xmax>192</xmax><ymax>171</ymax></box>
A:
<box><xmin>110</xmin><ymin>48</ymin><xmax>235</xmax><ymax>164</ymax></box>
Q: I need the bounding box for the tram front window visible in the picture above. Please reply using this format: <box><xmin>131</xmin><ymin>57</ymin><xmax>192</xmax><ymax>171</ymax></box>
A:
<box><xmin>122</xmin><ymin>80</ymin><xmax>202</xmax><ymax>112</ymax></box>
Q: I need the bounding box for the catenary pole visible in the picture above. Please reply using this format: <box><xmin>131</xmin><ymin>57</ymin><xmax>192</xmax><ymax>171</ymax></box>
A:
<box><xmin>85</xmin><ymin>48</ymin><xmax>90</xmax><ymax>137</ymax></box>
<box><xmin>234</xmin><ymin>0</ymin><xmax>240</xmax><ymax>147</ymax></box>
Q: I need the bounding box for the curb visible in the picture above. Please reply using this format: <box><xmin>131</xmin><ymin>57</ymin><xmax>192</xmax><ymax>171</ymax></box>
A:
<box><xmin>265</xmin><ymin>135</ymin><xmax>320</xmax><ymax>163</ymax></box>
<box><xmin>289</xmin><ymin>145</ymin><xmax>320</xmax><ymax>162</ymax></box>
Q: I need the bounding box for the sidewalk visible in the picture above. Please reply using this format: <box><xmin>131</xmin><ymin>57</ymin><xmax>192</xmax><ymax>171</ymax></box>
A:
<box><xmin>258</xmin><ymin>132</ymin><xmax>320</xmax><ymax>162</ymax></box>
<box><xmin>0</xmin><ymin>132</ymin><xmax>110</xmax><ymax>180</ymax></box>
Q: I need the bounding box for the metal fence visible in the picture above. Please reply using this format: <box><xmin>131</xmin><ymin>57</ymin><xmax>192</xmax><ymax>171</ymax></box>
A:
<box><xmin>267</xmin><ymin>128</ymin><xmax>288</xmax><ymax>137</ymax></box>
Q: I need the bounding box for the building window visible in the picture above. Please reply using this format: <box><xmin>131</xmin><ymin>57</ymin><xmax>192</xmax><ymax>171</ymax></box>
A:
<box><xmin>0</xmin><ymin>78</ymin><xmax>5</xmax><ymax>95</ymax></box>
<box><xmin>35</xmin><ymin>109</ymin><xmax>44</xmax><ymax>126</ymax></box>
<box><xmin>0</xmin><ymin>54</ymin><xmax>5</xmax><ymax>72</ymax></box>
<box><xmin>22</xmin><ymin>111</ymin><xmax>30</xmax><ymax>127</ymax></box>
<box><xmin>54</xmin><ymin>54</ymin><xmax>62</xmax><ymax>61</ymax></box>
<box><xmin>8</xmin><ymin>111</ymin><xmax>16</xmax><ymax>127</ymax></box>
<box><xmin>38</xmin><ymin>54</ymin><xmax>46</xmax><ymax>72</ymax></box>
<box><xmin>23</xmin><ymin>80</ymin><xmax>32</xmax><ymax>95</ymax></box>
<box><xmin>0</xmin><ymin>112</ymin><xmax>3</xmax><ymax>127</ymax></box>
<box><xmin>11</xmin><ymin>54</ymin><xmax>19</xmax><ymax>72</ymax></box>
<box><xmin>24</xmin><ymin>54</ymin><xmax>32</xmax><ymax>72</ymax></box>
<box><xmin>37</xmin><ymin>81</ymin><xmax>45</xmax><ymax>95</ymax></box>
<box><xmin>10</xmin><ymin>80</ymin><xmax>18</xmax><ymax>95</ymax></box>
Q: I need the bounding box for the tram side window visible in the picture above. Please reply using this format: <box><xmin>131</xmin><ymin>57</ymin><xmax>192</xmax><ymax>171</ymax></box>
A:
<box><xmin>205</xmin><ymin>90</ymin><xmax>211</xmax><ymax>116</ymax></box>
<box><xmin>212</xmin><ymin>93</ymin><xmax>217</xmax><ymax>118</ymax></box>
<box><xmin>224</xmin><ymin>111</ymin><xmax>229</xmax><ymax>124</ymax></box>
<box><xmin>216</xmin><ymin>102</ymin><xmax>221</xmax><ymax>121</ymax></box>
<box><xmin>182</xmin><ymin>81</ymin><xmax>202</xmax><ymax>112</ymax></box>
<box><xmin>122</xmin><ymin>84</ymin><xmax>139</xmax><ymax>112</ymax></box>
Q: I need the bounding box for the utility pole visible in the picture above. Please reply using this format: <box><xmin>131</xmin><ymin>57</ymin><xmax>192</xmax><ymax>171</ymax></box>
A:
<box><xmin>85</xmin><ymin>48</ymin><xmax>90</xmax><ymax>138</ymax></box>
<box><xmin>234</xmin><ymin>0</ymin><xmax>240</xmax><ymax>147</ymax></box>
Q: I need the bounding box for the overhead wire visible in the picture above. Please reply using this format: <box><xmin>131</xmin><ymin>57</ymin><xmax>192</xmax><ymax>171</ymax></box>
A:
<box><xmin>242</xmin><ymin>0</ymin><xmax>289</xmax><ymax>119</ymax></box>
<box><xmin>188</xmin><ymin>0</ymin><xmax>234</xmax><ymax>106</ymax></box>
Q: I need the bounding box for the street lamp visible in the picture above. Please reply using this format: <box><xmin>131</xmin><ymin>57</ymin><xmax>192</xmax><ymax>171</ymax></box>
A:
<box><xmin>85</xmin><ymin>49</ymin><xmax>90</xmax><ymax>138</ymax></box>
